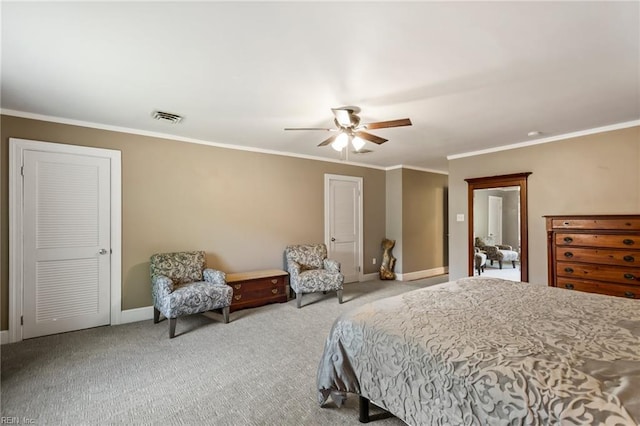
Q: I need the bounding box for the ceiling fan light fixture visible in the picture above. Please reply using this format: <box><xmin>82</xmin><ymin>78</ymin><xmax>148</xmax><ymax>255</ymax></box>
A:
<box><xmin>332</xmin><ymin>132</ymin><xmax>349</xmax><ymax>151</ymax></box>
<box><xmin>351</xmin><ymin>136</ymin><xmax>366</xmax><ymax>151</ymax></box>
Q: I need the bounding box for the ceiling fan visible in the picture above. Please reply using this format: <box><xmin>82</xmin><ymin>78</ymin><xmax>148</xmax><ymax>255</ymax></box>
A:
<box><xmin>284</xmin><ymin>106</ymin><xmax>412</xmax><ymax>152</ymax></box>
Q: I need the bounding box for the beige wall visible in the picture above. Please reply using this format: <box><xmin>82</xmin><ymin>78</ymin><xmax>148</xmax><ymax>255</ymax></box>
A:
<box><xmin>1</xmin><ymin>115</ymin><xmax>392</xmax><ymax>329</ymax></box>
<box><xmin>402</xmin><ymin>169</ymin><xmax>448</xmax><ymax>273</ymax></box>
<box><xmin>449</xmin><ymin>126</ymin><xmax>640</xmax><ymax>284</ymax></box>
<box><xmin>384</xmin><ymin>167</ymin><xmax>449</xmax><ymax>274</ymax></box>
<box><xmin>385</xmin><ymin>168</ymin><xmax>403</xmax><ymax>271</ymax></box>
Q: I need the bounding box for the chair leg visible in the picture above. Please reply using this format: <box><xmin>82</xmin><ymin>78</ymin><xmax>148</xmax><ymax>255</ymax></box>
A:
<box><xmin>169</xmin><ymin>318</ymin><xmax>177</xmax><ymax>338</ymax></box>
<box><xmin>337</xmin><ymin>289</ymin><xmax>343</xmax><ymax>304</ymax></box>
<box><xmin>222</xmin><ymin>306</ymin><xmax>230</xmax><ymax>324</ymax></box>
<box><xmin>296</xmin><ymin>292</ymin><xmax>302</xmax><ymax>308</ymax></box>
<box><xmin>153</xmin><ymin>308</ymin><xmax>161</xmax><ymax>324</ymax></box>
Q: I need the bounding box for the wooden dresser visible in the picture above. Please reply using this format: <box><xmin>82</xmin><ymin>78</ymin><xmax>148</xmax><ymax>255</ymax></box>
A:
<box><xmin>226</xmin><ymin>269</ymin><xmax>289</xmax><ymax>312</ymax></box>
<box><xmin>545</xmin><ymin>215</ymin><xmax>640</xmax><ymax>299</ymax></box>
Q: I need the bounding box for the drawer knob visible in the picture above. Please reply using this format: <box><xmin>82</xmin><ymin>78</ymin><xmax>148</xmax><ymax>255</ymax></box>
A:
<box><xmin>564</xmin><ymin>283</ymin><xmax>575</xmax><ymax>290</ymax></box>
<box><xmin>563</xmin><ymin>237</ymin><xmax>573</xmax><ymax>243</ymax></box>
<box><xmin>624</xmin><ymin>291</ymin><xmax>635</xmax><ymax>298</ymax></box>
<box><xmin>563</xmin><ymin>221</ymin><xmax>570</xmax><ymax>226</ymax></box>
<box><xmin>624</xmin><ymin>273</ymin><xmax>636</xmax><ymax>280</ymax></box>
<box><xmin>564</xmin><ymin>267</ymin><xmax>574</xmax><ymax>273</ymax></box>
<box><xmin>564</xmin><ymin>252</ymin><xmax>573</xmax><ymax>258</ymax></box>
<box><xmin>623</xmin><ymin>239</ymin><xmax>635</xmax><ymax>246</ymax></box>
<box><xmin>623</xmin><ymin>255</ymin><xmax>635</xmax><ymax>262</ymax></box>
<box><xmin>271</xmin><ymin>279</ymin><xmax>278</xmax><ymax>284</ymax></box>
<box><xmin>234</xmin><ymin>284</ymin><xmax>242</xmax><ymax>290</ymax></box>
<box><xmin>234</xmin><ymin>295</ymin><xmax>242</xmax><ymax>301</ymax></box>
<box><xmin>271</xmin><ymin>288</ymin><xmax>279</xmax><ymax>294</ymax></box>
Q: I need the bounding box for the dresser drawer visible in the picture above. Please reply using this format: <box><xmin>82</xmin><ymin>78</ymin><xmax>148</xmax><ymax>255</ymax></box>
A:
<box><xmin>232</xmin><ymin>285</ymin><xmax>286</xmax><ymax>303</ymax></box>
<box><xmin>230</xmin><ymin>276</ymin><xmax>285</xmax><ymax>293</ymax></box>
<box><xmin>555</xmin><ymin>246</ymin><xmax>640</xmax><ymax>267</ymax></box>
<box><xmin>556</xmin><ymin>277</ymin><xmax>639</xmax><ymax>299</ymax></box>
<box><xmin>555</xmin><ymin>233</ymin><xmax>640</xmax><ymax>249</ymax></box>
<box><xmin>556</xmin><ymin>261</ymin><xmax>640</xmax><ymax>285</ymax></box>
<box><xmin>551</xmin><ymin>217</ymin><xmax>640</xmax><ymax>230</ymax></box>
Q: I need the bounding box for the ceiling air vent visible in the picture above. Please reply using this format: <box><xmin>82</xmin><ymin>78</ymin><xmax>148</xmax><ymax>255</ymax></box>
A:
<box><xmin>151</xmin><ymin>110</ymin><xmax>183</xmax><ymax>124</ymax></box>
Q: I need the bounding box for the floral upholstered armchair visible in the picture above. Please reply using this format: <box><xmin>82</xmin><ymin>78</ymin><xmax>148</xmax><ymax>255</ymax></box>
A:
<box><xmin>285</xmin><ymin>243</ymin><xmax>344</xmax><ymax>308</ymax></box>
<box><xmin>150</xmin><ymin>251</ymin><xmax>232</xmax><ymax>338</ymax></box>
<box><xmin>475</xmin><ymin>237</ymin><xmax>519</xmax><ymax>269</ymax></box>
<box><xmin>475</xmin><ymin>247</ymin><xmax>487</xmax><ymax>275</ymax></box>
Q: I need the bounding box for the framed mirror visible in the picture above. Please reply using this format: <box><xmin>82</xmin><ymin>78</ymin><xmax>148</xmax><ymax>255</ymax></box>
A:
<box><xmin>465</xmin><ymin>173</ymin><xmax>531</xmax><ymax>282</ymax></box>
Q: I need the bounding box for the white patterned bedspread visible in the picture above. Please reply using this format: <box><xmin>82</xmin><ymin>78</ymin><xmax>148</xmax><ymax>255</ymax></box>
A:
<box><xmin>317</xmin><ymin>277</ymin><xmax>640</xmax><ymax>425</ymax></box>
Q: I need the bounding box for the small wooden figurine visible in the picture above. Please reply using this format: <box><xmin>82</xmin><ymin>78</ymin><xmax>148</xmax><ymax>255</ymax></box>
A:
<box><xmin>380</xmin><ymin>238</ymin><xmax>396</xmax><ymax>280</ymax></box>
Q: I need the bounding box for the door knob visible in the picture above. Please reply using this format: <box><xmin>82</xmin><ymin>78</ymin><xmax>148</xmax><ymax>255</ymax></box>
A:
<box><xmin>99</xmin><ymin>249</ymin><xmax>108</xmax><ymax>255</ymax></box>
<box><xmin>331</xmin><ymin>237</ymin><xmax>336</xmax><ymax>242</ymax></box>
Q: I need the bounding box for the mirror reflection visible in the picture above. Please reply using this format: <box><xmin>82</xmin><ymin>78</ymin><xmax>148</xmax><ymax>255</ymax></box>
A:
<box><xmin>473</xmin><ymin>186</ymin><xmax>521</xmax><ymax>282</ymax></box>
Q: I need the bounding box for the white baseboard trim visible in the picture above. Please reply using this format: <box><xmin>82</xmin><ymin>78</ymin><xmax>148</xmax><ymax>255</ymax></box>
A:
<box><xmin>396</xmin><ymin>266</ymin><xmax>449</xmax><ymax>282</ymax></box>
<box><xmin>120</xmin><ymin>306</ymin><xmax>154</xmax><ymax>324</ymax></box>
<box><xmin>360</xmin><ymin>273</ymin><xmax>379</xmax><ymax>282</ymax></box>
<box><xmin>1</xmin><ymin>330</ymin><xmax>9</xmax><ymax>345</ymax></box>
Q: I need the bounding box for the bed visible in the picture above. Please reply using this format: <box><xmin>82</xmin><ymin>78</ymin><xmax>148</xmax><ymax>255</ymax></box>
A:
<box><xmin>317</xmin><ymin>277</ymin><xmax>640</xmax><ymax>425</ymax></box>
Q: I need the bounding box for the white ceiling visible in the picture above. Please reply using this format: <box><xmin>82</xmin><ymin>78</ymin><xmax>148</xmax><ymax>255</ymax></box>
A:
<box><xmin>2</xmin><ymin>1</ymin><xmax>639</xmax><ymax>172</ymax></box>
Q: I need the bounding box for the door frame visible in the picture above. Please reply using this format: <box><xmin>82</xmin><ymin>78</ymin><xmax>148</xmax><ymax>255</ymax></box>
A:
<box><xmin>324</xmin><ymin>174</ymin><xmax>363</xmax><ymax>282</ymax></box>
<box><xmin>9</xmin><ymin>138</ymin><xmax>122</xmax><ymax>343</ymax></box>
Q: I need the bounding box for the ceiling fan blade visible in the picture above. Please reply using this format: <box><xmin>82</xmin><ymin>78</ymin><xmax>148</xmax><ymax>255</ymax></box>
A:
<box><xmin>284</xmin><ymin>127</ymin><xmax>335</xmax><ymax>131</ymax></box>
<box><xmin>355</xmin><ymin>131</ymin><xmax>388</xmax><ymax>145</ymax></box>
<box><xmin>363</xmin><ymin>118</ymin><xmax>412</xmax><ymax>130</ymax></box>
<box><xmin>318</xmin><ymin>134</ymin><xmax>339</xmax><ymax>147</ymax></box>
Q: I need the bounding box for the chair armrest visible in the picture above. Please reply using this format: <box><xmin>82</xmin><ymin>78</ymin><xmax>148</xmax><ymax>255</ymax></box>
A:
<box><xmin>152</xmin><ymin>275</ymin><xmax>173</xmax><ymax>297</ymax></box>
<box><xmin>496</xmin><ymin>244</ymin><xmax>513</xmax><ymax>251</ymax></box>
<box><xmin>287</xmin><ymin>260</ymin><xmax>302</xmax><ymax>278</ymax></box>
<box><xmin>324</xmin><ymin>258</ymin><xmax>341</xmax><ymax>272</ymax></box>
<box><xmin>204</xmin><ymin>268</ymin><xmax>226</xmax><ymax>285</ymax></box>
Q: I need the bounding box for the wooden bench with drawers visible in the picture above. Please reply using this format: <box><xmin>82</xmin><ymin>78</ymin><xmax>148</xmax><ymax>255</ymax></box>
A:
<box><xmin>226</xmin><ymin>269</ymin><xmax>289</xmax><ymax>312</ymax></box>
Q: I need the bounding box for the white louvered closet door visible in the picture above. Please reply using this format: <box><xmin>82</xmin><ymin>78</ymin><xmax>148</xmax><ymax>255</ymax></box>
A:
<box><xmin>23</xmin><ymin>150</ymin><xmax>111</xmax><ymax>339</ymax></box>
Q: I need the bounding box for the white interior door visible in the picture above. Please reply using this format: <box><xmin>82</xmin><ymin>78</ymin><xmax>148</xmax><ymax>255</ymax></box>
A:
<box><xmin>488</xmin><ymin>195</ymin><xmax>503</xmax><ymax>245</ymax></box>
<box><xmin>325</xmin><ymin>175</ymin><xmax>362</xmax><ymax>283</ymax></box>
<box><xmin>22</xmin><ymin>150</ymin><xmax>111</xmax><ymax>339</ymax></box>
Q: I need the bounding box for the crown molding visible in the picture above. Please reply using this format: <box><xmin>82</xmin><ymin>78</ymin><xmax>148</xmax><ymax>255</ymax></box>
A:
<box><xmin>447</xmin><ymin>120</ymin><xmax>640</xmax><ymax>160</ymax></box>
<box><xmin>0</xmin><ymin>109</ymin><xmax>390</xmax><ymax>171</ymax></box>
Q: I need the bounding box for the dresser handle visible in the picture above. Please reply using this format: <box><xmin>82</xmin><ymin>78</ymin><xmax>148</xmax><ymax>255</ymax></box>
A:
<box><xmin>234</xmin><ymin>284</ymin><xmax>242</xmax><ymax>290</ymax></box>
<box><xmin>564</xmin><ymin>252</ymin><xmax>573</xmax><ymax>258</ymax></box>
<box><xmin>564</xmin><ymin>283</ymin><xmax>575</xmax><ymax>290</ymax></box>
<box><xmin>624</xmin><ymin>273</ymin><xmax>636</xmax><ymax>280</ymax></box>
<box><xmin>623</xmin><ymin>239</ymin><xmax>635</xmax><ymax>245</ymax></box>
<box><xmin>623</xmin><ymin>255</ymin><xmax>635</xmax><ymax>262</ymax></box>
<box><xmin>234</xmin><ymin>295</ymin><xmax>242</xmax><ymax>301</ymax></box>
<box><xmin>624</xmin><ymin>291</ymin><xmax>635</xmax><ymax>298</ymax></box>
<box><xmin>271</xmin><ymin>279</ymin><xmax>278</xmax><ymax>284</ymax></box>
<box><xmin>563</xmin><ymin>221</ymin><xmax>570</xmax><ymax>226</ymax></box>
<box><xmin>564</xmin><ymin>267</ymin><xmax>574</xmax><ymax>273</ymax></box>
<box><xmin>563</xmin><ymin>237</ymin><xmax>573</xmax><ymax>243</ymax></box>
<box><xmin>271</xmin><ymin>288</ymin><xmax>279</xmax><ymax>294</ymax></box>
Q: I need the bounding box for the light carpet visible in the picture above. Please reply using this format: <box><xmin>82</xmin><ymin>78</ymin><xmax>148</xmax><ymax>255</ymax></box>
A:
<box><xmin>1</xmin><ymin>276</ymin><xmax>449</xmax><ymax>425</ymax></box>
